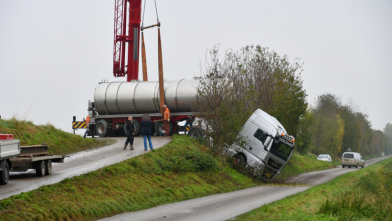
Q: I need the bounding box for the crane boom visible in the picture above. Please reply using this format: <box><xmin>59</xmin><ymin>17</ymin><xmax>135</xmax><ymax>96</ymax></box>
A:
<box><xmin>113</xmin><ymin>0</ymin><xmax>142</xmax><ymax>82</ymax></box>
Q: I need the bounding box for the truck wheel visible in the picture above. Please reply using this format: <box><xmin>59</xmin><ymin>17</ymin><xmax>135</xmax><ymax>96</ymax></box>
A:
<box><xmin>36</xmin><ymin>161</ymin><xmax>46</xmax><ymax>177</ymax></box>
<box><xmin>188</xmin><ymin>127</ymin><xmax>204</xmax><ymax>139</ymax></box>
<box><xmin>96</xmin><ymin>119</ymin><xmax>110</xmax><ymax>137</ymax></box>
<box><xmin>342</xmin><ymin>165</ymin><xmax>345</xmax><ymax>168</ymax></box>
<box><xmin>132</xmin><ymin>119</ymin><xmax>141</xmax><ymax>136</ymax></box>
<box><xmin>45</xmin><ymin>160</ymin><xmax>52</xmax><ymax>175</ymax></box>
<box><xmin>170</xmin><ymin>123</ymin><xmax>176</xmax><ymax>135</ymax></box>
<box><xmin>234</xmin><ymin>154</ymin><xmax>246</xmax><ymax>167</ymax></box>
<box><xmin>348</xmin><ymin>166</ymin><xmax>351</xmax><ymax>168</ymax></box>
<box><xmin>362</xmin><ymin>163</ymin><xmax>365</xmax><ymax>168</ymax></box>
<box><xmin>155</xmin><ymin>122</ymin><xmax>172</xmax><ymax>136</ymax></box>
<box><xmin>0</xmin><ymin>161</ymin><xmax>9</xmax><ymax>185</ymax></box>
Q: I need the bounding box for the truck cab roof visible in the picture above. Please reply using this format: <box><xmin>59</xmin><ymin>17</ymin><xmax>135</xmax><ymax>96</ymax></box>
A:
<box><xmin>250</xmin><ymin>109</ymin><xmax>288</xmax><ymax>138</ymax></box>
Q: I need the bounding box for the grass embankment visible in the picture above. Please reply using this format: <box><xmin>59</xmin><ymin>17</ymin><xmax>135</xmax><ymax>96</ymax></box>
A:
<box><xmin>0</xmin><ymin>133</ymin><xmax>342</xmax><ymax>220</ymax></box>
<box><xmin>235</xmin><ymin>157</ymin><xmax>392</xmax><ymax>221</ymax></box>
<box><xmin>0</xmin><ymin>135</ymin><xmax>259</xmax><ymax>221</ymax></box>
<box><xmin>0</xmin><ymin>118</ymin><xmax>114</xmax><ymax>155</ymax></box>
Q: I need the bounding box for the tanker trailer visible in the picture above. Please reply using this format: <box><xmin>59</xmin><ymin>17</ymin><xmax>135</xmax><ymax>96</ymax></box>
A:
<box><xmin>86</xmin><ymin>79</ymin><xmax>199</xmax><ymax>137</ymax></box>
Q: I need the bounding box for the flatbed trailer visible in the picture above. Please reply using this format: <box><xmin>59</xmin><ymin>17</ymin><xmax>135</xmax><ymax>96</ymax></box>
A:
<box><xmin>0</xmin><ymin>136</ymin><xmax>65</xmax><ymax>185</ymax></box>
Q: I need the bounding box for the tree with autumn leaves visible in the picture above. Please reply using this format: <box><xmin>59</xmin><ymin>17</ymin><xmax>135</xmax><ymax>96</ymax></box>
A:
<box><xmin>296</xmin><ymin>93</ymin><xmax>392</xmax><ymax>157</ymax></box>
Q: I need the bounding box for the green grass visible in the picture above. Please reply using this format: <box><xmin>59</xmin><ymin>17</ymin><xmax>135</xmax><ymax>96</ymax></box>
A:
<box><xmin>235</xmin><ymin>156</ymin><xmax>392</xmax><ymax>221</ymax></box>
<box><xmin>0</xmin><ymin>117</ymin><xmax>114</xmax><ymax>155</ymax></box>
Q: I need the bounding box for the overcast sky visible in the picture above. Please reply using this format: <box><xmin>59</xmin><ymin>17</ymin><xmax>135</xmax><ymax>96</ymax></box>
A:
<box><xmin>1</xmin><ymin>0</ymin><xmax>391</xmax><ymax>134</ymax></box>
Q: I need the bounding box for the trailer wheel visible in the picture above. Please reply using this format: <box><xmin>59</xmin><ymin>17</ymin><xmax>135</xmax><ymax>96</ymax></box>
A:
<box><xmin>36</xmin><ymin>161</ymin><xmax>46</xmax><ymax>177</ymax></box>
<box><xmin>188</xmin><ymin>127</ymin><xmax>204</xmax><ymax>139</ymax></box>
<box><xmin>96</xmin><ymin>119</ymin><xmax>110</xmax><ymax>137</ymax></box>
<box><xmin>132</xmin><ymin>119</ymin><xmax>141</xmax><ymax>136</ymax></box>
<box><xmin>0</xmin><ymin>160</ymin><xmax>9</xmax><ymax>185</ymax></box>
<box><xmin>155</xmin><ymin>122</ymin><xmax>172</xmax><ymax>136</ymax></box>
<box><xmin>45</xmin><ymin>160</ymin><xmax>52</xmax><ymax>175</ymax></box>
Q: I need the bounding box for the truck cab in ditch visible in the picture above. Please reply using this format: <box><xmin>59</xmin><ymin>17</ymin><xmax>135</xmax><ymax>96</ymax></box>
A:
<box><xmin>226</xmin><ymin>109</ymin><xmax>295</xmax><ymax>180</ymax></box>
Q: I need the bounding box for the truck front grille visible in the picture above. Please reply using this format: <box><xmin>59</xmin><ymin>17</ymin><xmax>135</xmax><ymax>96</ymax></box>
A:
<box><xmin>267</xmin><ymin>157</ymin><xmax>283</xmax><ymax>170</ymax></box>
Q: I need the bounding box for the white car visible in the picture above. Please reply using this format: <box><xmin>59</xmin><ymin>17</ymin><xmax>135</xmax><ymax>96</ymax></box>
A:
<box><xmin>342</xmin><ymin>152</ymin><xmax>365</xmax><ymax>168</ymax></box>
<box><xmin>316</xmin><ymin>154</ymin><xmax>332</xmax><ymax>163</ymax></box>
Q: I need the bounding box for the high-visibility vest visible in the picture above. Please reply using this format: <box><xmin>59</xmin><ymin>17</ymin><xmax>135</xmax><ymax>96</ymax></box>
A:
<box><xmin>86</xmin><ymin>116</ymin><xmax>90</xmax><ymax>124</ymax></box>
<box><xmin>164</xmin><ymin>108</ymin><xmax>171</xmax><ymax>120</ymax></box>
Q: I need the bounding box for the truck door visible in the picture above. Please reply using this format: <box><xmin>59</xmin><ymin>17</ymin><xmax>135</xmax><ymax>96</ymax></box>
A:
<box><xmin>239</xmin><ymin>117</ymin><xmax>257</xmax><ymax>152</ymax></box>
<box><xmin>249</xmin><ymin>128</ymin><xmax>269</xmax><ymax>160</ymax></box>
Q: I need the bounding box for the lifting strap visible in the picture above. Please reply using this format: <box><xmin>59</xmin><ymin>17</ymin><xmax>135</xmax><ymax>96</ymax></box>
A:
<box><xmin>158</xmin><ymin>26</ymin><xmax>165</xmax><ymax>113</ymax></box>
<box><xmin>141</xmin><ymin>32</ymin><xmax>148</xmax><ymax>81</ymax></box>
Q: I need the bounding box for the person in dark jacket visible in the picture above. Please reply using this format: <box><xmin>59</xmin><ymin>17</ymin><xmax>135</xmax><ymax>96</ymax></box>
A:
<box><xmin>124</xmin><ymin>116</ymin><xmax>135</xmax><ymax>150</ymax></box>
<box><xmin>141</xmin><ymin>119</ymin><xmax>154</xmax><ymax>151</ymax></box>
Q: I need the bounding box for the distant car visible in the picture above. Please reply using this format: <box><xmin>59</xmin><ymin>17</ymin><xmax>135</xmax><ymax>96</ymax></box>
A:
<box><xmin>316</xmin><ymin>154</ymin><xmax>332</xmax><ymax>163</ymax></box>
<box><xmin>341</xmin><ymin>152</ymin><xmax>365</xmax><ymax>168</ymax></box>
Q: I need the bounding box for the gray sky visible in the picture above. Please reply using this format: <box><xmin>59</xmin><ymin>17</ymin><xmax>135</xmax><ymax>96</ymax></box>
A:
<box><xmin>1</xmin><ymin>0</ymin><xmax>391</xmax><ymax>134</ymax></box>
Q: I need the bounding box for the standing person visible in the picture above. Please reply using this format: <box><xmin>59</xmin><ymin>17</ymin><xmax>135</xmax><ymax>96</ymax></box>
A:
<box><xmin>163</xmin><ymin>104</ymin><xmax>171</xmax><ymax>136</ymax></box>
<box><xmin>83</xmin><ymin>116</ymin><xmax>90</xmax><ymax>138</ymax></box>
<box><xmin>124</xmin><ymin>116</ymin><xmax>135</xmax><ymax>150</ymax></box>
<box><xmin>141</xmin><ymin>115</ymin><xmax>154</xmax><ymax>151</ymax></box>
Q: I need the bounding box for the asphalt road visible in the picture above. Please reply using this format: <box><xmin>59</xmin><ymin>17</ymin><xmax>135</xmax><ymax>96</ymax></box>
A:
<box><xmin>286</xmin><ymin>155</ymin><xmax>391</xmax><ymax>185</ymax></box>
<box><xmin>0</xmin><ymin>136</ymin><xmax>171</xmax><ymax>200</ymax></box>
<box><xmin>101</xmin><ymin>156</ymin><xmax>391</xmax><ymax>221</ymax></box>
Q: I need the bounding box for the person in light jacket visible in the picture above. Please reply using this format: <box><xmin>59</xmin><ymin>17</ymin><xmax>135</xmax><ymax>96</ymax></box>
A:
<box><xmin>141</xmin><ymin>119</ymin><xmax>154</xmax><ymax>151</ymax></box>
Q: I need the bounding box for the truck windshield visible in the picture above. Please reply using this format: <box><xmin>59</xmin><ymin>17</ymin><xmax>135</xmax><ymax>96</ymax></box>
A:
<box><xmin>269</xmin><ymin>140</ymin><xmax>292</xmax><ymax>161</ymax></box>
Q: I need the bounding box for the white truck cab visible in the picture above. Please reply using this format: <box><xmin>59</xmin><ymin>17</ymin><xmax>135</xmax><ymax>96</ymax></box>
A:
<box><xmin>227</xmin><ymin>109</ymin><xmax>295</xmax><ymax>179</ymax></box>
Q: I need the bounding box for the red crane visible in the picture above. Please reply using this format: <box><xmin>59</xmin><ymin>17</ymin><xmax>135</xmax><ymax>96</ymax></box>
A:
<box><xmin>113</xmin><ymin>0</ymin><xmax>142</xmax><ymax>82</ymax></box>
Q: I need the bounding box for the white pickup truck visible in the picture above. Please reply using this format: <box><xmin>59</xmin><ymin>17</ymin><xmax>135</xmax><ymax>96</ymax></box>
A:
<box><xmin>0</xmin><ymin>134</ymin><xmax>65</xmax><ymax>185</ymax></box>
<box><xmin>188</xmin><ymin>109</ymin><xmax>295</xmax><ymax>180</ymax></box>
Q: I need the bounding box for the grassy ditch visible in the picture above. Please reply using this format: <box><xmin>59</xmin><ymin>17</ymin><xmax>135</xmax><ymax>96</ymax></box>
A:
<box><xmin>0</xmin><ymin>118</ymin><xmax>114</xmax><ymax>155</ymax></box>
<box><xmin>0</xmin><ymin>135</ymin><xmax>339</xmax><ymax>221</ymax></box>
<box><xmin>0</xmin><ymin>132</ymin><xmax>346</xmax><ymax>220</ymax></box>
<box><xmin>0</xmin><ymin>135</ymin><xmax>260</xmax><ymax>221</ymax></box>
<box><xmin>235</xmin><ymin>156</ymin><xmax>392</xmax><ymax>221</ymax></box>
<box><xmin>276</xmin><ymin>151</ymin><xmax>340</xmax><ymax>181</ymax></box>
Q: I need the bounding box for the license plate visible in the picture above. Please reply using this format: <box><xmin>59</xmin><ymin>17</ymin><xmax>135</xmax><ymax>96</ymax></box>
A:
<box><xmin>344</xmin><ymin>159</ymin><xmax>349</xmax><ymax>161</ymax></box>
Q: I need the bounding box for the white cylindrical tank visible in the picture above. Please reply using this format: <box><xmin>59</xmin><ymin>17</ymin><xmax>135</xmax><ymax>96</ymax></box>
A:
<box><xmin>94</xmin><ymin>79</ymin><xmax>199</xmax><ymax>115</ymax></box>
